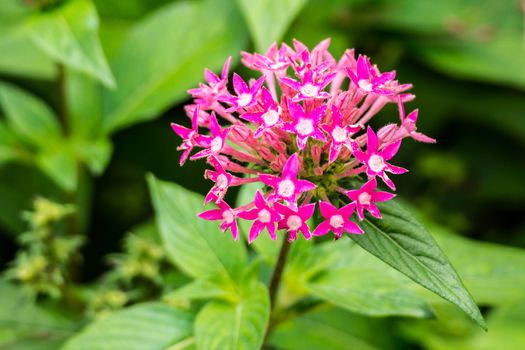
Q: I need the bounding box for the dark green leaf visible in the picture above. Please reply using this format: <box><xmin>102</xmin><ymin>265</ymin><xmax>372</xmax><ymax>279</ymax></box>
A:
<box><xmin>194</xmin><ymin>282</ymin><xmax>270</xmax><ymax>350</ymax></box>
<box><xmin>350</xmin><ymin>200</ymin><xmax>486</xmax><ymax>329</ymax></box>
<box><xmin>102</xmin><ymin>0</ymin><xmax>248</xmax><ymax>133</ymax></box>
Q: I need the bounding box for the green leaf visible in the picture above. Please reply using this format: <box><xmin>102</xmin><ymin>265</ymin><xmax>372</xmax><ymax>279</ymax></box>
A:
<box><xmin>194</xmin><ymin>282</ymin><xmax>270</xmax><ymax>350</ymax></box>
<box><xmin>147</xmin><ymin>174</ymin><xmax>247</xmax><ymax>281</ymax></box>
<box><xmin>61</xmin><ymin>303</ymin><xmax>193</xmax><ymax>350</ymax></box>
<box><xmin>350</xmin><ymin>200</ymin><xmax>486</xmax><ymax>329</ymax></box>
<box><xmin>73</xmin><ymin>137</ymin><xmax>112</xmax><ymax>175</ymax></box>
<box><xmin>36</xmin><ymin>146</ymin><xmax>78</xmax><ymax>192</ymax></box>
<box><xmin>307</xmin><ymin>267</ymin><xmax>433</xmax><ymax>318</ymax></box>
<box><xmin>0</xmin><ymin>121</ymin><xmax>22</xmax><ymax>165</ymax></box>
<box><xmin>0</xmin><ymin>22</ymin><xmax>56</xmax><ymax>79</ymax></box>
<box><xmin>164</xmin><ymin>279</ymin><xmax>235</xmax><ymax>304</ymax></box>
<box><xmin>102</xmin><ymin>0</ymin><xmax>248</xmax><ymax>133</ymax></box>
<box><xmin>236</xmin><ymin>0</ymin><xmax>308</xmax><ymax>51</ymax></box>
<box><xmin>430</xmin><ymin>227</ymin><xmax>525</xmax><ymax>305</ymax></box>
<box><xmin>0</xmin><ymin>83</ymin><xmax>62</xmax><ymax>148</ymax></box>
<box><xmin>27</xmin><ymin>0</ymin><xmax>115</xmax><ymax>87</ymax></box>
<box><xmin>236</xmin><ymin>182</ymin><xmax>283</xmax><ymax>264</ymax></box>
<box><xmin>269</xmin><ymin>307</ymin><xmax>392</xmax><ymax>350</ymax></box>
<box><xmin>0</xmin><ymin>280</ymin><xmax>77</xmax><ymax>350</ymax></box>
<box><xmin>65</xmin><ymin>69</ymin><xmax>103</xmax><ymax>139</ymax></box>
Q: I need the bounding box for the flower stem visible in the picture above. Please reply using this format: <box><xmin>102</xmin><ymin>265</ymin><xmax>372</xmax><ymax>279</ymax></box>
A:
<box><xmin>268</xmin><ymin>238</ymin><xmax>291</xmax><ymax>308</ymax></box>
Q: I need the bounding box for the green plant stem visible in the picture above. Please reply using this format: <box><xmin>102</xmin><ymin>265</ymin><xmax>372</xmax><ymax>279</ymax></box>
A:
<box><xmin>268</xmin><ymin>238</ymin><xmax>291</xmax><ymax>309</ymax></box>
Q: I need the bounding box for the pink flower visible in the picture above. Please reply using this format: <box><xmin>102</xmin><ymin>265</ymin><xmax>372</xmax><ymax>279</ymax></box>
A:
<box><xmin>346</xmin><ymin>55</ymin><xmax>396</xmax><ymax>95</ymax></box>
<box><xmin>171</xmin><ymin>39</ymin><xmax>433</xmax><ymax>243</ymax></box>
<box><xmin>322</xmin><ymin>105</ymin><xmax>361</xmax><ymax>163</ymax></box>
<box><xmin>284</xmin><ymin>100</ymin><xmax>327</xmax><ymax>150</ymax></box>
<box><xmin>351</xmin><ymin>127</ymin><xmax>407</xmax><ymax>190</ymax></box>
<box><xmin>170</xmin><ymin>106</ymin><xmax>203</xmax><ymax>165</ymax></box>
<box><xmin>198</xmin><ymin>197</ymin><xmax>239</xmax><ymax>240</ymax></box>
<box><xmin>240</xmin><ymin>88</ymin><xmax>281</xmax><ymax>137</ymax></box>
<box><xmin>190</xmin><ymin>113</ymin><xmax>229</xmax><ymax>160</ymax></box>
<box><xmin>259</xmin><ymin>153</ymin><xmax>316</xmax><ymax>204</ymax></box>
<box><xmin>237</xmin><ymin>191</ymin><xmax>281</xmax><ymax>243</ymax></box>
<box><xmin>275</xmin><ymin>202</ymin><xmax>316</xmax><ymax>241</ymax></box>
<box><xmin>345</xmin><ymin>179</ymin><xmax>395</xmax><ymax>220</ymax></box>
<box><xmin>312</xmin><ymin>201</ymin><xmax>363</xmax><ymax>238</ymax></box>
<box><xmin>219</xmin><ymin>73</ymin><xmax>265</xmax><ymax>111</ymax></box>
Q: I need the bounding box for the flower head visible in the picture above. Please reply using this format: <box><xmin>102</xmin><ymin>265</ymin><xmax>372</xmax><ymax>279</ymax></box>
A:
<box><xmin>171</xmin><ymin>39</ymin><xmax>433</xmax><ymax>243</ymax></box>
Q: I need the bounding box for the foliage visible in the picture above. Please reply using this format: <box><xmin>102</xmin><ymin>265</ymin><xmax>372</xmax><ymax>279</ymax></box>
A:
<box><xmin>0</xmin><ymin>0</ymin><xmax>524</xmax><ymax>349</ymax></box>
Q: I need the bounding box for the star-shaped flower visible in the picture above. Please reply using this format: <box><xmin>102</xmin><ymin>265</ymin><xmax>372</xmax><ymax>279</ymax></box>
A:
<box><xmin>237</xmin><ymin>190</ymin><xmax>281</xmax><ymax>243</ymax></box>
<box><xmin>275</xmin><ymin>202</ymin><xmax>316</xmax><ymax>241</ymax></box>
<box><xmin>170</xmin><ymin>106</ymin><xmax>203</xmax><ymax>165</ymax></box>
<box><xmin>312</xmin><ymin>201</ymin><xmax>363</xmax><ymax>238</ymax></box>
<box><xmin>280</xmin><ymin>68</ymin><xmax>334</xmax><ymax>101</ymax></box>
<box><xmin>259</xmin><ymin>153</ymin><xmax>316</xmax><ymax>204</ymax></box>
<box><xmin>198</xmin><ymin>197</ymin><xmax>239</xmax><ymax>240</ymax></box>
<box><xmin>351</xmin><ymin>126</ymin><xmax>407</xmax><ymax>190</ymax></box>
<box><xmin>346</xmin><ymin>55</ymin><xmax>396</xmax><ymax>96</ymax></box>
<box><xmin>284</xmin><ymin>100</ymin><xmax>327</xmax><ymax>150</ymax></box>
<box><xmin>240</xmin><ymin>88</ymin><xmax>282</xmax><ymax>137</ymax></box>
<box><xmin>204</xmin><ymin>156</ymin><xmax>245</xmax><ymax>204</ymax></box>
<box><xmin>322</xmin><ymin>105</ymin><xmax>361</xmax><ymax>163</ymax></box>
<box><xmin>190</xmin><ymin>113</ymin><xmax>230</xmax><ymax>160</ymax></box>
<box><xmin>188</xmin><ymin>57</ymin><xmax>231</xmax><ymax>108</ymax></box>
<box><xmin>399</xmin><ymin>109</ymin><xmax>436</xmax><ymax>143</ymax></box>
<box><xmin>345</xmin><ymin>178</ymin><xmax>395</xmax><ymax>220</ymax></box>
<box><xmin>219</xmin><ymin>73</ymin><xmax>265</xmax><ymax>111</ymax></box>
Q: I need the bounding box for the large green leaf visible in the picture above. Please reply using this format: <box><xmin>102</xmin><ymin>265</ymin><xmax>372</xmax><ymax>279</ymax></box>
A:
<box><xmin>0</xmin><ymin>83</ymin><xmax>62</xmax><ymax>148</ymax></box>
<box><xmin>307</xmin><ymin>267</ymin><xmax>433</xmax><ymax>318</ymax></box>
<box><xmin>147</xmin><ymin>175</ymin><xmax>247</xmax><ymax>281</ymax></box>
<box><xmin>268</xmin><ymin>307</ymin><xmax>396</xmax><ymax>350</ymax></box>
<box><xmin>102</xmin><ymin>0</ymin><xmax>248</xmax><ymax>133</ymax></box>
<box><xmin>61</xmin><ymin>303</ymin><xmax>193</xmax><ymax>350</ymax></box>
<box><xmin>36</xmin><ymin>145</ymin><xmax>78</xmax><ymax>192</ymax></box>
<box><xmin>350</xmin><ymin>200</ymin><xmax>486</xmax><ymax>329</ymax></box>
<box><xmin>430</xmin><ymin>227</ymin><xmax>525</xmax><ymax>305</ymax></box>
<box><xmin>194</xmin><ymin>282</ymin><xmax>270</xmax><ymax>350</ymax></box>
<box><xmin>236</xmin><ymin>0</ymin><xmax>308</xmax><ymax>51</ymax></box>
<box><xmin>27</xmin><ymin>0</ymin><xmax>115</xmax><ymax>87</ymax></box>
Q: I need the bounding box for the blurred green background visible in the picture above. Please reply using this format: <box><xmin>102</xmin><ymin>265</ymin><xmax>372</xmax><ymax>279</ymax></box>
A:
<box><xmin>1</xmin><ymin>0</ymin><xmax>525</xmax><ymax>349</ymax></box>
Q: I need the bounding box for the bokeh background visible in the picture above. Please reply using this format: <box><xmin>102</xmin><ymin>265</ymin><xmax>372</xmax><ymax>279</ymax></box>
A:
<box><xmin>1</xmin><ymin>0</ymin><xmax>525</xmax><ymax>349</ymax></box>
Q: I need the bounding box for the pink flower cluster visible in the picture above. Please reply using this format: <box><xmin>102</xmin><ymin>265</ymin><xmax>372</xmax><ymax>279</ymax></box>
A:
<box><xmin>171</xmin><ymin>39</ymin><xmax>435</xmax><ymax>243</ymax></box>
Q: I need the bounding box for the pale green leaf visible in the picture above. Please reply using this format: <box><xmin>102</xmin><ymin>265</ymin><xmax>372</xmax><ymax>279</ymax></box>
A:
<box><xmin>194</xmin><ymin>282</ymin><xmax>270</xmax><ymax>350</ymax></box>
<box><xmin>0</xmin><ymin>83</ymin><xmax>62</xmax><ymax>148</ymax></box>
<box><xmin>102</xmin><ymin>0</ymin><xmax>248</xmax><ymax>133</ymax></box>
<box><xmin>307</xmin><ymin>267</ymin><xmax>433</xmax><ymax>318</ymax></box>
<box><xmin>164</xmin><ymin>279</ymin><xmax>235</xmax><ymax>304</ymax></box>
<box><xmin>28</xmin><ymin>0</ymin><xmax>115</xmax><ymax>87</ymax></box>
<box><xmin>61</xmin><ymin>303</ymin><xmax>193</xmax><ymax>350</ymax></box>
<box><xmin>236</xmin><ymin>0</ymin><xmax>308</xmax><ymax>51</ymax></box>
<box><xmin>36</xmin><ymin>147</ymin><xmax>78</xmax><ymax>192</ymax></box>
<box><xmin>351</xmin><ymin>200</ymin><xmax>486</xmax><ymax>329</ymax></box>
<box><xmin>147</xmin><ymin>175</ymin><xmax>247</xmax><ymax>281</ymax></box>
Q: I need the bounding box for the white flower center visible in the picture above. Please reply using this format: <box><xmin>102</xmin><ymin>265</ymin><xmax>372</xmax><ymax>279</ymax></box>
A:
<box><xmin>286</xmin><ymin>215</ymin><xmax>302</xmax><ymax>231</ymax></box>
<box><xmin>329</xmin><ymin>214</ymin><xmax>344</xmax><ymax>228</ymax></box>
<box><xmin>300</xmin><ymin>83</ymin><xmax>319</xmax><ymax>97</ymax></box>
<box><xmin>262</xmin><ymin>109</ymin><xmax>279</xmax><ymax>126</ymax></box>
<box><xmin>332</xmin><ymin>126</ymin><xmax>348</xmax><ymax>143</ymax></box>
<box><xmin>210</xmin><ymin>137</ymin><xmax>223</xmax><ymax>153</ymax></box>
<box><xmin>278</xmin><ymin>179</ymin><xmax>295</xmax><ymax>198</ymax></box>
<box><xmin>258</xmin><ymin>209</ymin><xmax>271</xmax><ymax>223</ymax></box>
<box><xmin>368</xmin><ymin>154</ymin><xmax>385</xmax><ymax>173</ymax></box>
<box><xmin>238</xmin><ymin>93</ymin><xmax>252</xmax><ymax>107</ymax></box>
<box><xmin>222</xmin><ymin>210</ymin><xmax>234</xmax><ymax>224</ymax></box>
<box><xmin>358</xmin><ymin>79</ymin><xmax>373</xmax><ymax>92</ymax></box>
<box><xmin>216</xmin><ymin>174</ymin><xmax>228</xmax><ymax>189</ymax></box>
<box><xmin>358</xmin><ymin>192</ymin><xmax>372</xmax><ymax>206</ymax></box>
<box><xmin>296</xmin><ymin>118</ymin><xmax>314</xmax><ymax>136</ymax></box>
